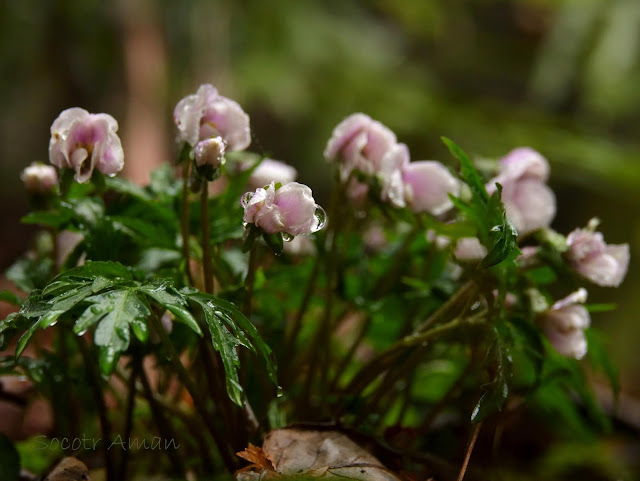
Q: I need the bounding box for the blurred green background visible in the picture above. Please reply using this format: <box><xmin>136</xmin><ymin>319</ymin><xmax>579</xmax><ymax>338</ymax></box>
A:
<box><xmin>0</xmin><ymin>0</ymin><xmax>638</xmax><ymax>467</ymax></box>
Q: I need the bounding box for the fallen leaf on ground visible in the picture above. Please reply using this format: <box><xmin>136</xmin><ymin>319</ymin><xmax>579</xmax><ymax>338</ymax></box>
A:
<box><xmin>44</xmin><ymin>457</ymin><xmax>90</xmax><ymax>481</ymax></box>
<box><xmin>236</xmin><ymin>429</ymin><xmax>402</xmax><ymax>481</ymax></box>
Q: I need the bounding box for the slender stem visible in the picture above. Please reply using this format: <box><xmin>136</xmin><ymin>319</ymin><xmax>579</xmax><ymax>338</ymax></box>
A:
<box><xmin>181</xmin><ymin>161</ymin><xmax>193</xmax><ymax>285</ymax></box>
<box><xmin>118</xmin><ymin>358</ymin><xmax>139</xmax><ymax>480</ymax></box>
<box><xmin>372</xmin><ymin>224</ymin><xmax>421</xmax><ymax>297</ymax></box>
<box><xmin>49</xmin><ymin>227</ymin><xmax>59</xmax><ymax>276</ymax></box>
<box><xmin>139</xmin><ymin>357</ymin><xmax>186</xmax><ymax>476</ymax></box>
<box><xmin>356</xmin><ymin>348</ymin><xmax>423</xmax><ymax>426</ymax></box>
<box><xmin>328</xmin><ymin>314</ymin><xmax>372</xmax><ymax>391</ymax></box>
<box><xmin>415</xmin><ymin>281</ymin><xmax>476</xmax><ymax>333</ymax></box>
<box><xmin>417</xmin><ymin>354</ymin><xmax>476</xmax><ymax>435</ymax></box>
<box><xmin>344</xmin><ymin>312</ymin><xmax>486</xmax><ymax>398</ymax></box>
<box><xmin>298</xmin><ymin>184</ymin><xmax>344</xmax><ymax>415</ymax></box>
<box><xmin>201</xmin><ymin>181</ymin><xmax>214</xmax><ymax>294</ymax></box>
<box><xmin>456</xmin><ymin>422</ymin><xmax>483</xmax><ymax>481</ymax></box>
<box><xmin>115</xmin><ymin>365</ymin><xmax>214</xmax><ymax>475</ymax></box>
<box><xmin>76</xmin><ymin>338</ymin><xmax>114</xmax><ymax>481</ymax></box>
<box><xmin>149</xmin><ymin>313</ymin><xmax>236</xmax><ymax>471</ymax></box>
<box><xmin>286</xmin><ymin>257</ymin><xmax>320</xmax><ymax>346</ymax></box>
<box><xmin>243</xmin><ymin>243</ymin><xmax>258</xmax><ymax>317</ymax></box>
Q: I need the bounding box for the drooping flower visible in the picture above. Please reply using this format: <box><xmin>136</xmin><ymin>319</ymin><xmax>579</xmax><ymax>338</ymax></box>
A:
<box><xmin>174</xmin><ymin>84</ymin><xmax>251</xmax><ymax>150</ymax></box>
<box><xmin>539</xmin><ymin>288</ymin><xmax>590</xmax><ymax>360</ymax></box>
<box><xmin>49</xmin><ymin>108</ymin><xmax>124</xmax><ymax>183</ymax></box>
<box><xmin>242</xmin><ymin>182</ymin><xmax>325</xmax><ymax>236</ymax></box>
<box><xmin>194</xmin><ymin>136</ymin><xmax>226</xmax><ymax>168</ymax></box>
<box><xmin>402</xmin><ymin>161</ymin><xmax>459</xmax><ymax>215</ymax></box>
<box><xmin>486</xmin><ymin>147</ymin><xmax>555</xmax><ymax>235</ymax></box>
<box><xmin>21</xmin><ymin>162</ymin><xmax>58</xmax><ymax>193</ymax></box>
<box><xmin>324</xmin><ymin>113</ymin><xmax>397</xmax><ymax>180</ymax></box>
<box><xmin>566</xmin><ymin>227</ymin><xmax>630</xmax><ymax>287</ymax></box>
<box><xmin>247</xmin><ymin>159</ymin><xmax>297</xmax><ymax>191</ymax></box>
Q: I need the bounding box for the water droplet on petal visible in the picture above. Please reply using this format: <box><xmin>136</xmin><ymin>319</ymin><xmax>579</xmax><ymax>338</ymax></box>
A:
<box><xmin>241</xmin><ymin>192</ymin><xmax>254</xmax><ymax>207</ymax></box>
<box><xmin>312</xmin><ymin>205</ymin><xmax>327</xmax><ymax>232</ymax></box>
<box><xmin>282</xmin><ymin>233</ymin><xmax>294</xmax><ymax>242</ymax></box>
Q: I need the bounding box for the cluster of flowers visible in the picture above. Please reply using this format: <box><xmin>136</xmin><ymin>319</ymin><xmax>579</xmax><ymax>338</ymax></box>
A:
<box><xmin>321</xmin><ymin>112</ymin><xmax>629</xmax><ymax>360</ymax></box>
<box><xmin>26</xmin><ymin>85</ymin><xmax>629</xmax><ymax>360</ymax></box>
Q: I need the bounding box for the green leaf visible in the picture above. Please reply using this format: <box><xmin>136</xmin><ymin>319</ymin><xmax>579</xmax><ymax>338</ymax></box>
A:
<box><xmin>442</xmin><ymin>137</ymin><xmax>488</xmax><ymax>205</ymax></box>
<box><xmin>585</xmin><ymin>329</ymin><xmax>619</xmax><ymax>399</ymax></box>
<box><xmin>84</xmin><ymin>288</ymin><xmax>151</xmax><ymax>374</ymax></box>
<box><xmin>0</xmin><ymin>290</ymin><xmax>22</xmax><ymax>306</ymax></box>
<box><xmin>193</xmin><ymin>293</ymin><xmax>277</xmax><ymax>385</ymax></box>
<box><xmin>242</xmin><ymin>225</ymin><xmax>260</xmax><ymax>253</ymax></box>
<box><xmin>189</xmin><ymin>295</ymin><xmax>244</xmax><ymax>405</ymax></box>
<box><xmin>471</xmin><ymin>327</ymin><xmax>511</xmax><ymax>423</ymax></box>
<box><xmin>478</xmin><ymin>213</ymin><xmax>520</xmax><ymax>269</ymax></box>
<box><xmin>21</xmin><ymin>210</ymin><xmax>72</xmax><ymax>228</ymax></box>
<box><xmin>0</xmin><ymin>434</ymin><xmax>20</xmax><ymax>481</ymax></box>
<box><xmin>139</xmin><ymin>283</ymin><xmax>202</xmax><ymax>336</ymax></box>
<box><xmin>105</xmin><ymin>176</ymin><xmax>152</xmax><ymax>201</ymax></box>
<box><xmin>263</xmin><ymin>232</ymin><xmax>284</xmax><ymax>255</ymax></box>
<box><xmin>6</xmin><ymin>257</ymin><xmax>54</xmax><ymax>293</ymax></box>
<box><xmin>15</xmin><ymin>319</ymin><xmax>40</xmax><ymax>358</ymax></box>
<box><xmin>188</xmin><ymin>292</ymin><xmax>278</xmax><ymax>405</ymax></box>
<box><xmin>55</xmin><ymin>261</ymin><xmax>133</xmax><ymax>282</ymax></box>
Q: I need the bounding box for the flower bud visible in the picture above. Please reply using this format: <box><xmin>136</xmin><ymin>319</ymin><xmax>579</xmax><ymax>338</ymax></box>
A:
<box><xmin>566</xmin><ymin>227</ymin><xmax>629</xmax><ymax>287</ymax></box>
<box><xmin>247</xmin><ymin>159</ymin><xmax>297</xmax><ymax>190</ymax></box>
<box><xmin>194</xmin><ymin>137</ymin><xmax>226</xmax><ymax>168</ymax></box>
<box><xmin>540</xmin><ymin>289</ymin><xmax>590</xmax><ymax>360</ymax></box>
<box><xmin>402</xmin><ymin>161</ymin><xmax>459</xmax><ymax>215</ymax></box>
<box><xmin>49</xmin><ymin>108</ymin><xmax>124</xmax><ymax>183</ymax></box>
<box><xmin>174</xmin><ymin>84</ymin><xmax>250</xmax><ymax>150</ymax></box>
<box><xmin>21</xmin><ymin>162</ymin><xmax>58</xmax><ymax>194</ymax></box>
<box><xmin>486</xmin><ymin>148</ymin><xmax>555</xmax><ymax>235</ymax></box>
<box><xmin>242</xmin><ymin>182</ymin><xmax>325</xmax><ymax>236</ymax></box>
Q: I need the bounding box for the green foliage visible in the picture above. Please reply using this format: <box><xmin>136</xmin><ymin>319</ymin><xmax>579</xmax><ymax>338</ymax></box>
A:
<box><xmin>442</xmin><ymin>138</ymin><xmax>520</xmax><ymax>269</ymax></box>
<box><xmin>0</xmin><ymin>434</ymin><xmax>20</xmax><ymax>481</ymax></box>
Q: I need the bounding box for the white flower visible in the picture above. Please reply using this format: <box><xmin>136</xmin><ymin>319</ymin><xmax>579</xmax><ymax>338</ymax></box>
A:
<box><xmin>174</xmin><ymin>84</ymin><xmax>250</xmax><ymax>150</ymax></box>
<box><xmin>566</xmin><ymin>228</ymin><xmax>629</xmax><ymax>287</ymax></box>
<box><xmin>540</xmin><ymin>288</ymin><xmax>590</xmax><ymax>360</ymax></box>
<box><xmin>242</xmin><ymin>182</ymin><xmax>324</xmax><ymax>236</ymax></box>
<box><xmin>49</xmin><ymin>108</ymin><xmax>124</xmax><ymax>183</ymax></box>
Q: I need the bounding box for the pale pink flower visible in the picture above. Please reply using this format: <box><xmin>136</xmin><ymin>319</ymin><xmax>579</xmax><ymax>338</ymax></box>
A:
<box><xmin>174</xmin><ymin>84</ymin><xmax>250</xmax><ymax>150</ymax></box>
<box><xmin>21</xmin><ymin>162</ymin><xmax>58</xmax><ymax>193</ymax></box>
<box><xmin>49</xmin><ymin>108</ymin><xmax>124</xmax><ymax>183</ymax></box>
<box><xmin>486</xmin><ymin>147</ymin><xmax>555</xmax><ymax>235</ymax></box>
<box><xmin>566</xmin><ymin>228</ymin><xmax>629</xmax><ymax>287</ymax></box>
<box><xmin>454</xmin><ymin>237</ymin><xmax>487</xmax><ymax>261</ymax></box>
<box><xmin>540</xmin><ymin>288</ymin><xmax>590</xmax><ymax>360</ymax></box>
<box><xmin>402</xmin><ymin>161</ymin><xmax>459</xmax><ymax>215</ymax></box>
<box><xmin>194</xmin><ymin>136</ymin><xmax>225</xmax><ymax>168</ymax></box>
<box><xmin>247</xmin><ymin>159</ymin><xmax>297</xmax><ymax>190</ymax></box>
<box><xmin>324</xmin><ymin>113</ymin><xmax>397</xmax><ymax>179</ymax></box>
<box><xmin>242</xmin><ymin>182</ymin><xmax>325</xmax><ymax>236</ymax></box>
